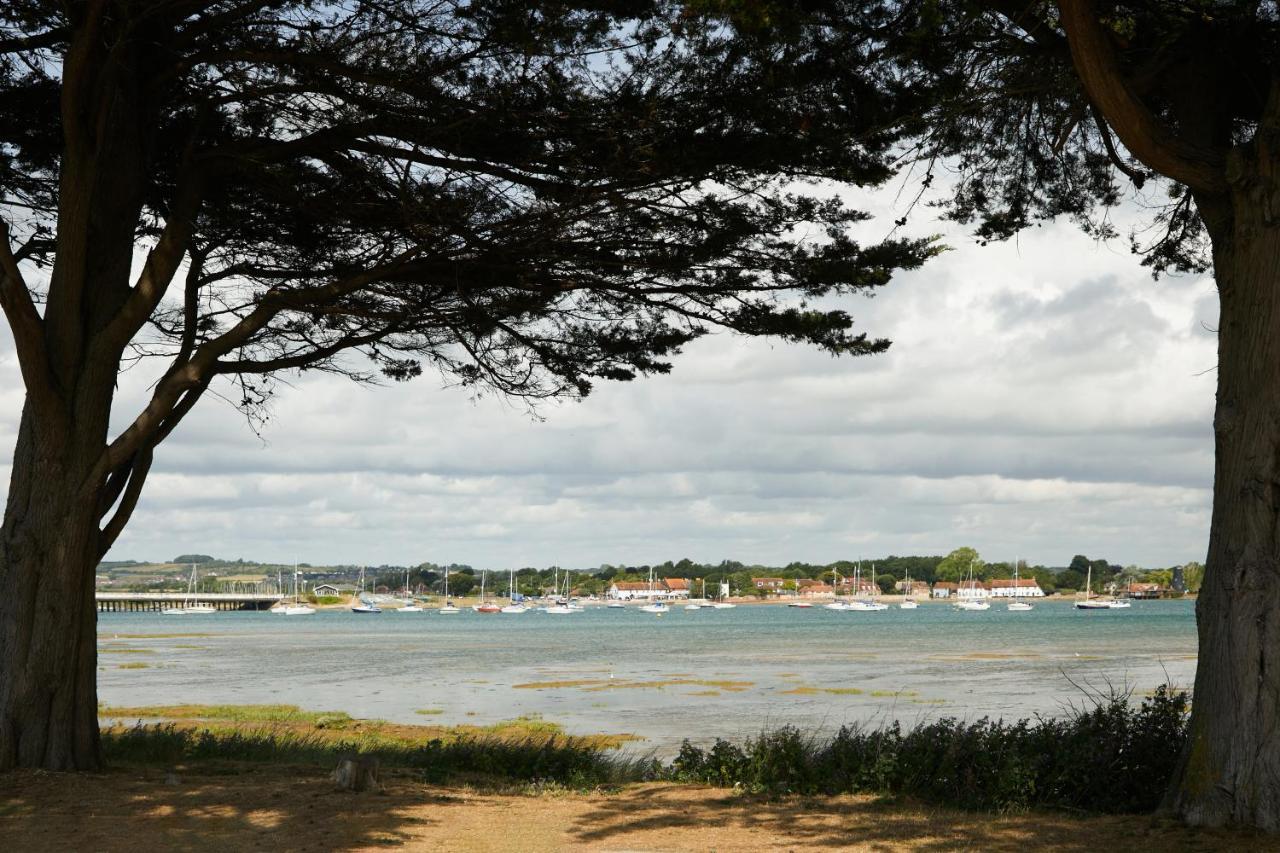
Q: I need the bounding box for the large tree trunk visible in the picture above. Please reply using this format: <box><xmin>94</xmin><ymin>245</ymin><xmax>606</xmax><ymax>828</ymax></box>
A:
<box><xmin>0</xmin><ymin>406</ymin><xmax>109</xmax><ymax>771</ymax></box>
<box><xmin>1165</xmin><ymin>147</ymin><xmax>1280</xmax><ymax>827</ymax></box>
<box><xmin>0</xmin><ymin>12</ymin><xmax>150</xmax><ymax>771</ymax></box>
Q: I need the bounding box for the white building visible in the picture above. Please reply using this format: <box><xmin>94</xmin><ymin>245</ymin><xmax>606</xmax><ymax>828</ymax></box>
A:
<box><xmin>988</xmin><ymin>578</ymin><xmax>1045</xmax><ymax>598</ymax></box>
<box><xmin>607</xmin><ymin>579</ymin><xmax>690</xmax><ymax>601</ymax></box>
<box><xmin>956</xmin><ymin>580</ymin><xmax>991</xmax><ymax>600</ymax></box>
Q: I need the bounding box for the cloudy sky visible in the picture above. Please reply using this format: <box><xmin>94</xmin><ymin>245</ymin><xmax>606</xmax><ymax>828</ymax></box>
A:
<box><xmin>0</xmin><ymin>189</ymin><xmax>1218</xmax><ymax>571</ymax></box>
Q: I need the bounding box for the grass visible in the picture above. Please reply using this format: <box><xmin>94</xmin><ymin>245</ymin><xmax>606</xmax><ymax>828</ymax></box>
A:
<box><xmin>781</xmin><ymin>686</ymin><xmax>864</xmax><ymax>696</ymax></box>
<box><xmin>98</xmin><ymin>647</ymin><xmax>155</xmax><ymax>654</ymax></box>
<box><xmin>101</xmin><ymin>704</ymin><xmax>356</xmax><ymax>727</ymax></box>
<box><xmin>95</xmin><ymin>688</ymin><xmax>1191</xmax><ymax>816</ymax></box>
<box><xmin>116</xmin><ymin>663</ymin><xmax>151</xmax><ymax>669</ymax></box>
<box><xmin>99</xmin><ymin>704</ymin><xmax>638</xmax><ymax>751</ymax></box>
<box><xmin>415</xmin><ymin>708</ymin><xmax>445</xmax><ymax>716</ymax></box>
<box><xmin>99</xmin><ymin>722</ymin><xmax>655</xmax><ymax>788</ymax></box>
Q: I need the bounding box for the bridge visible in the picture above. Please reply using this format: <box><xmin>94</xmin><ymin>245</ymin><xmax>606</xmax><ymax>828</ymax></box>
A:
<box><xmin>96</xmin><ymin>592</ymin><xmax>285</xmax><ymax>612</ymax></box>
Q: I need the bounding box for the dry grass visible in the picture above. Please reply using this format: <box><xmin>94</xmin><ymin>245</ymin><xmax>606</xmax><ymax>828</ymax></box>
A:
<box><xmin>781</xmin><ymin>686</ymin><xmax>866</xmax><ymax>696</ymax></box>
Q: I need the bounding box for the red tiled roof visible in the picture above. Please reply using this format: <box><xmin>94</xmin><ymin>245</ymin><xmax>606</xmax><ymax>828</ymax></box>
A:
<box><xmin>933</xmin><ymin>582</ymin><xmax>958</xmax><ymax>589</ymax></box>
<box><xmin>611</xmin><ymin>581</ymin><xmax>650</xmax><ymax>590</ymax></box>
<box><xmin>990</xmin><ymin>578</ymin><xmax>1040</xmax><ymax>587</ymax></box>
<box><xmin>663</xmin><ymin>578</ymin><xmax>690</xmax><ymax>590</ymax></box>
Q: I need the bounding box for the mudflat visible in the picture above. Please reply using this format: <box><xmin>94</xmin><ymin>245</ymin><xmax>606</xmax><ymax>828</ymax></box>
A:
<box><xmin>0</xmin><ymin>767</ymin><xmax>1271</xmax><ymax>852</ymax></box>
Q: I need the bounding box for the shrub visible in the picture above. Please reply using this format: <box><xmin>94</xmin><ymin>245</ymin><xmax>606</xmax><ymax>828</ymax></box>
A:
<box><xmin>671</xmin><ymin>685</ymin><xmax>1189</xmax><ymax>813</ymax></box>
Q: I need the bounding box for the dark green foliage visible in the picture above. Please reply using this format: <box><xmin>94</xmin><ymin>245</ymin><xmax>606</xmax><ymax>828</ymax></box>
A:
<box><xmin>672</xmin><ymin>686</ymin><xmax>1189</xmax><ymax>813</ymax></box>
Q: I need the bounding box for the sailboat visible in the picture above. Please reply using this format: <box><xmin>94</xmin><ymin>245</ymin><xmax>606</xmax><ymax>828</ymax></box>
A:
<box><xmin>165</xmin><ymin>564</ymin><xmax>216</xmax><ymax>614</ymax></box>
<box><xmin>473</xmin><ymin>570</ymin><xmax>500</xmax><ymax>613</ymax></box>
<box><xmin>848</xmin><ymin>562</ymin><xmax>889</xmax><ymax>611</ymax></box>
<box><xmin>270</xmin><ymin>568</ymin><xmax>289</xmax><ymax>613</ymax></box>
<box><xmin>1075</xmin><ymin>562</ymin><xmax>1115</xmax><ymax>610</ymax></box>
<box><xmin>824</xmin><ymin>570</ymin><xmax>851</xmax><ymax>610</ymax></box>
<box><xmin>396</xmin><ymin>567</ymin><xmax>423</xmax><ymax>611</ymax></box>
<box><xmin>351</xmin><ymin>566</ymin><xmax>382</xmax><ymax>613</ymax></box>
<box><xmin>899</xmin><ymin>568</ymin><xmax>919</xmax><ymax>609</ymax></box>
<box><xmin>546</xmin><ymin>570</ymin><xmax>577</xmax><ymax>614</ymax></box>
<box><xmin>163</xmin><ymin>564</ymin><xmax>193</xmax><ymax>614</ymax></box>
<box><xmin>953</xmin><ymin>556</ymin><xmax>990</xmax><ymax>611</ymax></box>
<box><xmin>501</xmin><ymin>568</ymin><xmax>529</xmax><ymax>613</ymax></box>
<box><xmin>283</xmin><ymin>562</ymin><xmax>316</xmax><ymax>615</ymax></box>
<box><xmin>1007</xmin><ymin>558</ymin><xmax>1033</xmax><ymax>611</ymax></box>
<box><xmin>437</xmin><ymin>569</ymin><xmax>460</xmax><ymax>614</ymax></box>
<box><xmin>639</xmin><ymin>567</ymin><xmax>669</xmax><ymax>613</ymax></box>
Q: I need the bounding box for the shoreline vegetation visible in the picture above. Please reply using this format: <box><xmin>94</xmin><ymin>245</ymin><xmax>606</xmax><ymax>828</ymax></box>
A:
<box><xmin>96</xmin><ymin>688</ymin><xmax>1189</xmax><ymax>814</ymax></box>
<box><xmin>3</xmin><ymin>689</ymin><xmax>1260</xmax><ymax>849</ymax></box>
<box><xmin>5</xmin><ymin>686</ymin><xmax>1259</xmax><ymax>845</ymax></box>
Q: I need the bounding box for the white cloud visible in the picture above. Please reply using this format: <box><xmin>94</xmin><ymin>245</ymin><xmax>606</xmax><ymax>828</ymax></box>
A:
<box><xmin>0</xmin><ymin>199</ymin><xmax>1218</xmax><ymax>569</ymax></box>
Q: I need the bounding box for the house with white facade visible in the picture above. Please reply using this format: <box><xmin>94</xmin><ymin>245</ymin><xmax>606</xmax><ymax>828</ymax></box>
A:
<box><xmin>607</xmin><ymin>579</ymin><xmax>691</xmax><ymax>601</ymax></box>
<box><xmin>956</xmin><ymin>580</ymin><xmax>991</xmax><ymax>599</ymax></box>
<box><xmin>931</xmin><ymin>581</ymin><xmax>957</xmax><ymax>599</ymax></box>
<box><xmin>988</xmin><ymin>578</ymin><xmax>1045</xmax><ymax>598</ymax></box>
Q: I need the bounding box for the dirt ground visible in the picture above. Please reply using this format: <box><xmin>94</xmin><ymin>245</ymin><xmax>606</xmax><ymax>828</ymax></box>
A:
<box><xmin>1</xmin><ymin>766</ymin><xmax>1273</xmax><ymax>852</ymax></box>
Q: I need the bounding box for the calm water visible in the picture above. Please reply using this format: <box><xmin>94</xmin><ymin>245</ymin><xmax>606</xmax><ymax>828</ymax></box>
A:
<box><xmin>98</xmin><ymin>600</ymin><xmax>1197</xmax><ymax>753</ymax></box>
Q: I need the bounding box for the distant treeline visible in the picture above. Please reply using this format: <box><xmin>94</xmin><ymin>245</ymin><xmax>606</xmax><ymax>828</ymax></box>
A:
<box><xmin>101</xmin><ymin>551</ymin><xmax>1201</xmax><ymax>597</ymax></box>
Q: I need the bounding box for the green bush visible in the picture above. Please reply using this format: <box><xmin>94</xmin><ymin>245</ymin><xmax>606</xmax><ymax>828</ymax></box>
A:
<box><xmin>673</xmin><ymin>686</ymin><xmax>1189</xmax><ymax>813</ymax></box>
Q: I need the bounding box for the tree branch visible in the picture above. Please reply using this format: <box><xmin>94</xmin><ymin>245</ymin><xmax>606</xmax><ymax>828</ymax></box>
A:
<box><xmin>99</xmin><ymin>167</ymin><xmax>204</xmax><ymax>355</ymax></box>
<box><xmin>1056</xmin><ymin>0</ymin><xmax>1228</xmax><ymax>195</ymax></box>
<box><xmin>95</xmin><ymin>247</ymin><xmax>423</xmax><ymax>479</ymax></box>
<box><xmin>97</xmin><ymin>447</ymin><xmax>153</xmax><ymax>558</ymax></box>
<box><xmin>0</xmin><ymin>219</ymin><xmax>59</xmax><ymax>410</ymax></box>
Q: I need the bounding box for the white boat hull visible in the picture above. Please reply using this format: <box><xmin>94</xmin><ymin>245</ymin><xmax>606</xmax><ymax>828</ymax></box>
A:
<box><xmin>283</xmin><ymin>605</ymin><xmax>315</xmax><ymax>615</ymax></box>
<box><xmin>899</xmin><ymin>600</ymin><xmax>919</xmax><ymax>610</ymax></box>
<box><xmin>1007</xmin><ymin>602</ymin><xmax>1033</xmax><ymax>611</ymax></box>
<box><xmin>954</xmin><ymin>601</ymin><xmax>990</xmax><ymax>611</ymax></box>
<box><xmin>848</xmin><ymin>601</ymin><xmax>889</xmax><ymax>612</ymax></box>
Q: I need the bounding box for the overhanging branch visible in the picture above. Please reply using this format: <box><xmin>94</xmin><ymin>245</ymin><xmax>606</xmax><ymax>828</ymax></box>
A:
<box><xmin>1056</xmin><ymin>0</ymin><xmax>1228</xmax><ymax>195</ymax></box>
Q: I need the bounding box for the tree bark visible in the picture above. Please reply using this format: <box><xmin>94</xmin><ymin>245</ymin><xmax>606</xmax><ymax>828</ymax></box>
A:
<box><xmin>0</xmin><ymin>407</ymin><xmax>106</xmax><ymax>771</ymax></box>
<box><xmin>0</xmin><ymin>11</ymin><xmax>152</xmax><ymax>771</ymax></box>
<box><xmin>1165</xmin><ymin>139</ymin><xmax>1280</xmax><ymax>827</ymax></box>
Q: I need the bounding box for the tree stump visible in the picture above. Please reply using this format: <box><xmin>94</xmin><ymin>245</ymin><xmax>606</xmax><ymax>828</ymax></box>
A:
<box><xmin>332</xmin><ymin>755</ymin><xmax>381</xmax><ymax>792</ymax></box>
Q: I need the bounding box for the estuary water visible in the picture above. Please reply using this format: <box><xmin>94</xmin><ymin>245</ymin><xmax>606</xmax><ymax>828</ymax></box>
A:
<box><xmin>98</xmin><ymin>600</ymin><xmax>1196</xmax><ymax>753</ymax></box>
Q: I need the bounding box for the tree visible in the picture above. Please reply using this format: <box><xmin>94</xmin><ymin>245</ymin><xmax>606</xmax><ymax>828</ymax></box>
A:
<box><xmin>875</xmin><ymin>574</ymin><xmax>896</xmax><ymax>595</ymax></box>
<box><xmin>1055</xmin><ymin>570</ymin><xmax>1084</xmax><ymax>592</ymax></box>
<box><xmin>774</xmin><ymin>0</ymin><xmax>1280</xmax><ymax>825</ymax></box>
<box><xmin>0</xmin><ymin>1</ymin><xmax>935</xmax><ymax>771</ymax></box>
<box><xmin>443</xmin><ymin>572</ymin><xmax>475</xmax><ymax>598</ymax></box>
<box><xmin>1182</xmin><ymin>562</ymin><xmax>1205</xmax><ymax>595</ymax></box>
<box><xmin>935</xmin><ymin>547</ymin><xmax>983</xmax><ymax>583</ymax></box>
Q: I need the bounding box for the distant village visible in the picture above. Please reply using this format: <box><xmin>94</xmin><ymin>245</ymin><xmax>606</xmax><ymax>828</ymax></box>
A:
<box><xmin>97</xmin><ymin>550</ymin><xmax>1197</xmax><ymax>601</ymax></box>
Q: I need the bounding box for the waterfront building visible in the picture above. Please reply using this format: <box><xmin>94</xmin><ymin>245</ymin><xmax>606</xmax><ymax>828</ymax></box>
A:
<box><xmin>988</xmin><ymin>578</ymin><xmax>1045</xmax><ymax>598</ymax></box>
